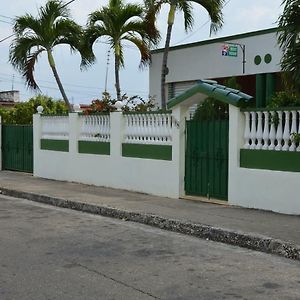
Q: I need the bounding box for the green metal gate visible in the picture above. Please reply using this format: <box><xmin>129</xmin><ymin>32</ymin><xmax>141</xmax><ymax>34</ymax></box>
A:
<box><xmin>185</xmin><ymin>119</ymin><xmax>229</xmax><ymax>200</ymax></box>
<box><xmin>2</xmin><ymin>125</ymin><xmax>33</xmax><ymax>173</ymax></box>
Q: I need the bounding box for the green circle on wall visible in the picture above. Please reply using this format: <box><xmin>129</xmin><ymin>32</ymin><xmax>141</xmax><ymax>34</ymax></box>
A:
<box><xmin>264</xmin><ymin>54</ymin><xmax>272</xmax><ymax>64</ymax></box>
<box><xmin>254</xmin><ymin>55</ymin><xmax>262</xmax><ymax>65</ymax></box>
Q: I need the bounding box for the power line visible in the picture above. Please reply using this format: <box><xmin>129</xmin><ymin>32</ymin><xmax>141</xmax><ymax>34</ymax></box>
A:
<box><xmin>0</xmin><ymin>0</ymin><xmax>77</xmax><ymax>43</ymax></box>
<box><xmin>0</xmin><ymin>34</ymin><xmax>15</xmax><ymax>43</ymax></box>
<box><xmin>0</xmin><ymin>73</ymin><xmax>149</xmax><ymax>96</ymax></box>
<box><xmin>0</xmin><ymin>19</ymin><xmax>13</xmax><ymax>25</ymax></box>
<box><xmin>61</xmin><ymin>0</ymin><xmax>77</xmax><ymax>8</ymax></box>
<box><xmin>0</xmin><ymin>71</ymin><xmax>149</xmax><ymax>94</ymax></box>
<box><xmin>173</xmin><ymin>0</ymin><xmax>232</xmax><ymax>46</ymax></box>
<box><xmin>0</xmin><ymin>14</ymin><xmax>14</xmax><ymax>20</ymax></box>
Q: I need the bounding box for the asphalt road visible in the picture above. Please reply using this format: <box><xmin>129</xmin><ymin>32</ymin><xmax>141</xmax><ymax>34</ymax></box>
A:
<box><xmin>0</xmin><ymin>195</ymin><xmax>299</xmax><ymax>300</ymax></box>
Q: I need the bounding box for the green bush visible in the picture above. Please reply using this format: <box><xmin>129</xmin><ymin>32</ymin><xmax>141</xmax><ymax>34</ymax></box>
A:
<box><xmin>0</xmin><ymin>95</ymin><xmax>68</xmax><ymax>124</ymax></box>
<box><xmin>267</xmin><ymin>91</ymin><xmax>300</xmax><ymax>108</ymax></box>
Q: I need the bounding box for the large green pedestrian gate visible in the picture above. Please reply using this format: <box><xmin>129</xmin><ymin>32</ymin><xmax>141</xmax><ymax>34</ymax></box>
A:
<box><xmin>185</xmin><ymin>120</ymin><xmax>229</xmax><ymax>200</ymax></box>
<box><xmin>2</xmin><ymin>125</ymin><xmax>33</xmax><ymax>173</ymax></box>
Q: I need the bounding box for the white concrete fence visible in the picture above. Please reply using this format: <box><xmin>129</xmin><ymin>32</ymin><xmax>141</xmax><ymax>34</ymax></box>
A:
<box><xmin>34</xmin><ymin>108</ymin><xmax>186</xmax><ymax>198</ymax></box>
<box><xmin>32</xmin><ymin>105</ymin><xmax>300</xmax><ymax>215</ymax></box>
<box><xmin>243</xmin><ymin>109</ymin><xmax>300</xmax><ymax>151</ymax></box>
<box><xmin>229</xmin><ymin>106</ymin><xmax>300</xmax><ymax>215</ymax></box>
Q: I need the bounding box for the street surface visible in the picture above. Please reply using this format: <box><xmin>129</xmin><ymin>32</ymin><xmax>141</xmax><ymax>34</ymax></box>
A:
<box><xmin>0</xmin><ymin>195</ymin><xmax>299</xmax><ymax>300</ymax></box>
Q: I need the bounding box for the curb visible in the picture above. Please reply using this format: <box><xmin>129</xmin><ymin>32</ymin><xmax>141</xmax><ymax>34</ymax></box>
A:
<box><xmin>1</xmin><ymin>187</ymin><xmax>300</xmax><ymax>261</ymax></box>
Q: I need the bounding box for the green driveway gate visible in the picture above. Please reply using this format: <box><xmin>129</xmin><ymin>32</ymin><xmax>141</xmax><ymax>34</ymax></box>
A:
<box><xmin>185</xmin><ymin>119</ymin><xmax>229</xmax><ymax>200</ymax></box>
<box><xmin>2</xmin><ymin>125</ymin><xmax>33</xmax><ymax>173</ymax></box>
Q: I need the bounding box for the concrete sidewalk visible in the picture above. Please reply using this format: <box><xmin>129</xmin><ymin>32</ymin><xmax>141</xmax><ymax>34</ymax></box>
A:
<box><xmin>0</xmin><ymin>171</ymin><xmax>299</xmax><ymax>260</ymax></box>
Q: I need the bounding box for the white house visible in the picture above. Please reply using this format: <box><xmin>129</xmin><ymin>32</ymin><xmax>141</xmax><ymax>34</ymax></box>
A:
<box><xmin>150</xmin><ymin>28</ymin><xmax>283</xmax><ymax>107</ymax></box>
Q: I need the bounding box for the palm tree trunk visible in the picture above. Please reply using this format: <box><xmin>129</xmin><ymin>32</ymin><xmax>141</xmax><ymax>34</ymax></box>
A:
<box><xmin>115</xmin><ymin>52</ymin><xmax>121</xmax><ymax>101</ymax></box>
<box><xmin>161</xmin><ymin>5</ymin><xmax>176</xmax><ymax>110</ymax></box>
<box><xmin>47</xmin><ymin>50</ymin><xmax>73</xmax><ymax>112</ymax></box>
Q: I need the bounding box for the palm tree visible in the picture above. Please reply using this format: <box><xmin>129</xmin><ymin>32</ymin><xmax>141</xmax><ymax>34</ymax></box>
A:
<box><xmin>278</xmin><ymin>0</ymin><xmax>300</xmax><ymax>91</ymax></box>
<box><xmin>9</xmin><ymin>0</ymin><xmax>94</xmax><ymax>112</ymax></box>
<box><xmin>85</xmin><ymin>0</ymin><xmax>159</xmax><ymax>101</ymax></box>
<box><xmin>147</xmin><ymin>0</ymin><xmax>224</xmax><ymax>109</ymax></box>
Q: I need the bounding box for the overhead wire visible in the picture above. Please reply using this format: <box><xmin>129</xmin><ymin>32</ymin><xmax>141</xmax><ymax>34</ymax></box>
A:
<box><xmin>173</xmin><ymin>0</ymin><xmax>232</xmax><ymax>46</ymax></box>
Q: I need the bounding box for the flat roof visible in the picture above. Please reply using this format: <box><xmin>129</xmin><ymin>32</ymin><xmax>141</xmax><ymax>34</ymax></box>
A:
<box><xmin>152</xmin><ymin>27</ymin><xmax>278</xmax><ymax>54</ymax></box>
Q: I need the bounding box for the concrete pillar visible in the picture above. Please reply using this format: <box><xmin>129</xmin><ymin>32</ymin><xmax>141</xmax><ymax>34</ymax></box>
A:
<box><xmin>110</xmin><ymin>111</ymin><xmax>123</xmax><ymax>159</ymax></box>
<box><xmin>33</xmin><ymin>113</ymin><xmax>42</xmax><ymax>176</ymax></box>
<box><xmin>68</xmin><ymin>113</ymin><xmax>80</xmax><ymax>155</ymax></box>
<box><xmin>172</xmin><ymin>105</ymin><xmax>189</xmax><ymax>197</ymax></box>
<box><xmin>228</xmin><ymin>105</ymin><xmax>245</xmax><ymax>204</ymax></box>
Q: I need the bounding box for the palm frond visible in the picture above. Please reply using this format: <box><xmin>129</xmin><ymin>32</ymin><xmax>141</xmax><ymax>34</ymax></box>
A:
<box><xmin>177</xmin><ymin>1</ymin><xmax>194</xmax><ymax>31</ymax></box>
<box><xmin>9</xmin><ymin>37</ymin><xmax>44</xmax><ymax>71</ymax></box>
<box><xmin>124</xmin><ymin>35</ymin><xmax>151</xmax><ymax>68</ymax></box>
<box><xmin>190</xmin><ymin>0</ymin><xmax>224</xmax><ymax>34</ymax></box>
<box><xmin>13</xmin><ymin>14</ymin><xmax>41</xmax><ymax>37</ymax></box>
<box><xmin>23</xmin><ymin>48</ymin><xmax>45</xmax><ymax>90</ymax></box>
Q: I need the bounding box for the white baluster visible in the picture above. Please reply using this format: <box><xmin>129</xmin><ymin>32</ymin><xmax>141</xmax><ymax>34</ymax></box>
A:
<box><xmin>297</xmin><ymin>110</ymin><xmax>300</xmax><ymax>152</ymax></box>
<box><xmin>243</xmin><ymin>112</ymin><xmax>251</xmax><ymax>149</ymax></box>
<box><xmin>268</xmin><ymin>111</ymin><xmax>276</xmax><ymax>150</ymax></box>
<box><xmin>249</xmin><ymin>112</ymin><xmax>257</xmax><ymax>149</ymax></box>
<box><xmin>282</xmin><ymin>111</ymin><xmax>291</xmax><ymax>151</ymax></box>
<box><xmin>289</xmin><ymin>111</ymin><xmax>297</xmax><ymax>151</ymax></box>
<box><xmin>262</xmin><ymin>111</ymin><xmax>269</xmax><ymax>150</ymax></box>
<box><xmin>255</xmin><ymin>112</ymin><xmax>263</xmax><ymax>150</ymax></box>
<box><xmin>275</xmin><ymin>111</ymin><xmax>283</xmax><ymax>151</ymax></box>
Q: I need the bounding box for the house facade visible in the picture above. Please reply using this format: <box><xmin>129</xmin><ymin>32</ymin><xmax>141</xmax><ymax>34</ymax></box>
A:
<box><xmin>150</xmin><ymin>28</ymin><xmax>282</xmax><ymax>107</ymax></box>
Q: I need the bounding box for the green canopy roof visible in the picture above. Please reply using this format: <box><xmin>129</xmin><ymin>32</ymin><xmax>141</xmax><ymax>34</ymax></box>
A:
<box><xmin>167</xmin><ymin>80</ymin><xmax>254</xmax><ymax>109</ymax></box>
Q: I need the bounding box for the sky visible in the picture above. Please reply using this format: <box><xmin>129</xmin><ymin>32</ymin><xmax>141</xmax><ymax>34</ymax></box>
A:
<box><xmin>0</xmin><ymin>0</ymin><xmax>284</xmax><ymax>104</ymax></box>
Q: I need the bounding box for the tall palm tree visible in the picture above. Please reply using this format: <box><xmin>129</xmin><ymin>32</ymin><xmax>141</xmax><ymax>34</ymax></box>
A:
<box><xmin>85</xmin><ymin>0</ymin><xmax>159</xmax><ymax>101</ymax></box>
<box><xmin>147</xmin><ymin>0</ymin><xmax>224</xmax><ymax>109</ymax></box>
<box><xmin>278</xmin><ymin>0</ymin><xmax>300</xmax><ymax>91</ymax></box>
<box><xmin>9</xmin><ymin>0</ymin><xmax>94</xmax><ymax>112</ymax></box>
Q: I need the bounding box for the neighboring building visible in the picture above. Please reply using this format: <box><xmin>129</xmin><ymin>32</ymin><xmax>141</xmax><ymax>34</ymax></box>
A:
<box><xmin>150</xmin><ymin>28</ymin><xmax>283</xmax><ymax>108</ymax></box>
<box><xmin>0</xmin><ymin>90</ymin><xmax>20</xmax><ymax>108</ymax></box>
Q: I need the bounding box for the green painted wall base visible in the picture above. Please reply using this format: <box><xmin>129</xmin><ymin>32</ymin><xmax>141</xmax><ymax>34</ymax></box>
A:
<box><xmin>122</xmin><ymin>143</ymin><xmax>172</xmax><ymax>161</ymax></box>
<box><xmin>240</xmin><ymin>149</ymin><xmax>300</xmax><ymax>172</ymax></box>
<box><xmin>78</xmin><ymin>141</ymin><xmax>110</xmax><ymax>155</ymax></box>
<box><xmin>41</xmin><ymin>139</ymin><xmax>69</xmax><ymax>152</ymax></box>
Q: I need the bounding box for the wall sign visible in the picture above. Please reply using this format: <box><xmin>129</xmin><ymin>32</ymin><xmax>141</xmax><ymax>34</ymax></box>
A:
<box><xmin>222</xmin><ymin>44</ymin><xmax>238</xmax><ymax>57</ymax></box>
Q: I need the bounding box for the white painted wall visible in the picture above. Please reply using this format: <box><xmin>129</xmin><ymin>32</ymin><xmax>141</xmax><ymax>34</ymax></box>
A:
<box><xmin>228</xmin><ymin>106</ymin><xmax>300</xmax><ymax>215</ymax></box>
<box><xmin>150</xmin><ymin>29</ymin><xmax>282</xmax><ymax>104</ymax></box>
<box><xmin>33</xmin><ymin>110</ymin><xmax>186</xmax><ymax>199</ymax></box>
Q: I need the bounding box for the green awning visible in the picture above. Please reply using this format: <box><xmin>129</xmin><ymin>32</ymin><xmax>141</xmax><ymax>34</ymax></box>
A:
<box><xmin>167</xmin><ymin>80</ymin><xmax>254</xmax><ymax>109</ymax></box>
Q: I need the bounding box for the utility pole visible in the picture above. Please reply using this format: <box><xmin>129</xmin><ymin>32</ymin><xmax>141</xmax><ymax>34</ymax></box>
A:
<box><xmin>104</xmin><ymin>49</ymin><xmax>111</xmax><ymax>93</ymax></box>
<box><xmin>11</xmin><ymin>74</ymin><xmax>15</xmax><ymax>90</ymax></box>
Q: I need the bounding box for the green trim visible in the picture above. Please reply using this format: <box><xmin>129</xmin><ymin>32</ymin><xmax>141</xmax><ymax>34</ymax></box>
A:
<box><xmin>240</xmin><ymin>149</ymin><xmax>300</xmax><ymax>172</ymax></box>
<box><xmin>256</xmin><ymin>74</ymin><xmax>266</xmax><ymax>108</ymax></box>
<box><xmin>152</xmin><ymin>28</ymin><xmax>278</xmax><ymax>54</ymax></box>
<box><xmin>266</xmin><ymin>73</ymin><xmax>276</xmax><ymax>105</ymax></box>
<box><xmin>78</xmin><ymin>141</ymin><xmax>110</xmax><ymax>155</ymax></box>
<box><xmin>41</xmin><ymin>139</ymin><xmax>69</xmax><ymax>152</ymax></box>
<box><xmin>264</xmin><ymin>54</ymin><xmax>272</xmax><ymax>64</ymax></box>
<box><xmin>122</xmin><ymin>144</ymin><xmax>172</xmax><ymax>160</ymax></box>
<box><xmin>167</xmin><ymin>80</ymin><xmax>253</xmax><ymax>109</ymax></box>
<box><xmin>254</xmin><ymin>55</ymin><xmax>262</xmax><ymax>65</ymax></box>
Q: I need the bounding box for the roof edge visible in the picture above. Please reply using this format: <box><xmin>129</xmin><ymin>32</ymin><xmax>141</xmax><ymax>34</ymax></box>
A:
<box><xmin>152</xmin><ymin>27</ymin><xmax>278</xmax><ymax>54</ymax></box>
<box><xmin>167</xmin><ymin>80</ymin><xmax>254</xmax><ymax>109</ymax></box>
